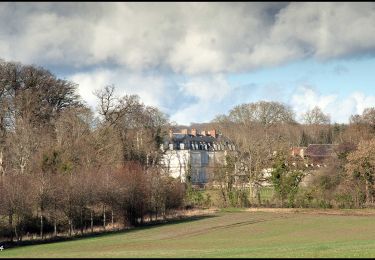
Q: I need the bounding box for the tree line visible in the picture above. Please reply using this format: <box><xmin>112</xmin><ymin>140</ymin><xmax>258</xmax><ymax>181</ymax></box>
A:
<box><xmin>0</xmin><ymin>60</ymin><xmax>184</xmax><ymax>242</ymax></box>
<box><xmin>207</xmin><ymin>101</ymin><xmax>375</xmax><ymax>208</ymax></box>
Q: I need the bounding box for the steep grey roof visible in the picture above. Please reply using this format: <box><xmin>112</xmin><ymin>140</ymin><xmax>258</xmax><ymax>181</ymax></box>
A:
<box><xmin>305</xmin><ymin>144</ymin><xmax>336</xmax><ymax>157</ymax></box>
<box><xmin>163</xmin><ymin>133</ymin><xmax>235</xmax><ymax>151</ymax></box>
<box><xmin>305</xmin><ymin>144</ymin><xmax>337</xmax><ymax>164</ymax></box>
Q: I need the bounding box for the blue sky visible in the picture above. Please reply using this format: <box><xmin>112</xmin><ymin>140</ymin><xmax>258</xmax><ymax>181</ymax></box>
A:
<box><xmin>228</xmin><ymin>57</ymin><xmax>375</xmax><ymax>104</ymax></box>
<box><xmin>1</xmin><ymin>2</ymin><xmax>374</xmax><ymax>125</ymax></box>
<box><xmin>225</xmin><ymin>58</ymin><xmax>375</xmax><ymax>122</ymax></box>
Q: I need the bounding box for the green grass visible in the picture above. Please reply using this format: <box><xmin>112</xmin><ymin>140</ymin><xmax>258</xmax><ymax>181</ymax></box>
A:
<box><xmin>3</xmin><ymin>210</ymin><xmax>375</xmax><ymax>258</ymax></box>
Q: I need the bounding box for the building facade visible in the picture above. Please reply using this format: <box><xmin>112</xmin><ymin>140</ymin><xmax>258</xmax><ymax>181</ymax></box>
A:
<box><xmin>160</xmin><ymin>128</ymin><xmax>236</xmax><ymax>185</ymax></box>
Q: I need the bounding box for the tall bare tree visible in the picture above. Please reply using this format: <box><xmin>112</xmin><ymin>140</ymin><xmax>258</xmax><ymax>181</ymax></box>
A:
<box><xmin>346</xmin><ymin>138</ymin><xmax>375</xmax><ymax>205</ymax></box>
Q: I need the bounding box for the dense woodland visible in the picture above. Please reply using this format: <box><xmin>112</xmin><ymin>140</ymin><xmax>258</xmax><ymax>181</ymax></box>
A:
<box><xmin>0</xmin><ymin>60</ymin><xmax>184</xmax><ymax>242</ymax></box>
<box><xmin>1</xmin><ymin>59</ymin><xmax>375</xmax><ymax>242</ymax></box>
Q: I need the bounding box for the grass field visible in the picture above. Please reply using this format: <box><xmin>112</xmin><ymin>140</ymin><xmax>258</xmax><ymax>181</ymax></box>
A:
<box><xmin>2</xmin><ymin>208</ymin><xmax>375</xmax><ymax>258</ymax></box>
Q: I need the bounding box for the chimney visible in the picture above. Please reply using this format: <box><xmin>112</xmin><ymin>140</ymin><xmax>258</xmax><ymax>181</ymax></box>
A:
<box><xmin>181</xmin><ymin>129</ymin><xmax>188</xmax><ymax>135</ymax></box>
<box><xmin>201</xmin><ymin>130</ymin><xmax>207</xmax><ymax>136</ymax></box>
<box><xmin>209</xmin><ymin>129</ymin><xmax>217</xmax><ymax>138</ymax></box>
<box><xmin>169</xmin><ymin>129</ymin><xmax>173</xmax><ymax>138</ymax></box>
<box><xmin>191</xmin><ymin>128</ymin><xmax>197</xmax><ymax>136</ymax></box>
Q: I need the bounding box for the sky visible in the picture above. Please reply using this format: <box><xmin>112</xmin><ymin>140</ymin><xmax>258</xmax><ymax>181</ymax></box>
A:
<box><xmin>1</xmin><ymin>2</ymin><xmax>375</xmax><ymax>125</ymax></box>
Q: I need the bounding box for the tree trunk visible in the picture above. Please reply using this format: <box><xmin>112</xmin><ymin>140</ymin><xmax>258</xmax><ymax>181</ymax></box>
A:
<box><xmin>103</xmin><ymin>204</ymin><xmax>106</xmax><ymax>230</ymax></box>
<box><xmin>249</xmin><ymin>184</ymin><xmax>253</xmax><ymax>204</ymax></box>
<box><xmin>15</xmin><ymin>215</ymin><xmax>19</xmax><ymax>241</ymax></box>
<box><xmin>68</xmin><ymin>219</ymin><xmax>72</xmax><ymax>237</ymax></box>
<box><xmin>0</xmin><ymin>150</ymin><xmax>4</xmax><ymax>176</ymax></box>
<box><xmin>69</xmin><ymin>192</ymin><xmax>73</xmax><ymax>236</ymax></box>
<box><xmin>54</xmin><ymin>203</ymin><xmax>57</xmax><ymax>237</ymax></box>
<box><xmin>366</xmin><ymin>179</ymin><xmax>370</xmax><ymax>205</ymax></box>
<box><xmin>40</xmin><ymin>214</ymin><xmax>43</xmax><ymax>239</ymax></box>
<box><xmin>54</xmin><ymin>218</ymin><xmax>57</xmax><ymax>237</ymax></box>
<box><xmin>14</xmin><ymin>226</ymin><xmax>18</xmax><ymax>242</ymax></box>
<box><xmin>257</xmin><ymin>190</ymin><xmax>261</xmax><ymax>205</ymax></box>
<box><xmin>80</xmin><ymin>207</ymin><xmax>84</xmax><ymax>235</ymax></box>
<box><xmin>111</xmin><ymin>210</ymin><xmax>114</xmax><ymax>228</ymax></box>
<box><xmin>8</xmin><ymin>212</ymin><xmax>13</xmax><ymax>242</ymax></box>
<box><xmin>90</xmin><ymin>210</ymin><xmax>93</xmax><ymax>233</ymax></box>
<box><xmin>136</xmin><ymin>131</ymin><xmax>140</xmax><ymax>150</ymax></box>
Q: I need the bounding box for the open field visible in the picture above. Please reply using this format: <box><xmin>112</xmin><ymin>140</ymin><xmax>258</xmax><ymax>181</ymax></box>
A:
<box><xmin>2</xmin><ymin>208</ymin><xmax>375</xmax><ymax>258</ymax></box>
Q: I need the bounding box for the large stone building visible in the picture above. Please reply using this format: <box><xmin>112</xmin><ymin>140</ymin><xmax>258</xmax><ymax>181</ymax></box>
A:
<box><xmin>160</xmin><ymin>128</ymin><xmax>236</xmax><ymax>185</ymax></box>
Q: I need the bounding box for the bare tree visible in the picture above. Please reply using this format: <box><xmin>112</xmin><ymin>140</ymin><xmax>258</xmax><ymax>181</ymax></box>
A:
<box><xmin>303</xmin><ymin>106</ymin><xmax>330</xmax><ymax>125</ymax></box>
<box><xmin>228</xmin><ymin>101</ymin><xmax>295</xmax><ymax>126</ymax></box>
<box><xmin>94</xmin><ymin>85</ymin><xmax>169</xmax><ymax>166</ymax></box>
<box><xmin>346</xmin><ymin>138</ymin><xmax>375</xmax><ymax>206</ymax></box>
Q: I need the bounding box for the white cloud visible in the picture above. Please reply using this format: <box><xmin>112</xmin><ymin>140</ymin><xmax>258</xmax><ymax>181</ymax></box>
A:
<box><xmin>70</xmin><ymin>69</ymin><xmax>375</xmax><ymax>125</ymax></box>
<box><xmin>291</xmin><ymin>86</ymin><xmax>337</xmax><ymax>112</ymax></box>
<box><xmin>1</xmin><ymin>3</ymin><xmax>374</xmax><ymax>125</ymax></box>
<box><xmin>69</xmin><ymin>68</ymin><xmax>170</xmax><ymax>112</ymax></box>
<box><xmin>350</xmin><ymin>92</ymin><xmax>375</xmax><ymax>115</ymax></box>
<box><xmin>290</xmin><ymin>86</ymin><xmax>375</xmax><ymax>123</ymax></box>
<box><xmin>1</xmin><ymin>3</ymin><xmax>375</xmax><ymax>74</ymax></box>
<box><xmin>70</xmin><ymin>69</ymin><xmax>115</xmax><ymax>109</ymax></box>
<box><xmin>70</xmin><ymin>70</ymin><xmax>234</xmax><ymax>125</ymax></box>
<box><xmin>171</xmin><ymin>75</ymin><xmax>233</xmax><ymax>125</ymax></box>
<box><xmin>179</xmin><ymin>75</ymin><xmax>230</xmax><ymax>101</ymax></box>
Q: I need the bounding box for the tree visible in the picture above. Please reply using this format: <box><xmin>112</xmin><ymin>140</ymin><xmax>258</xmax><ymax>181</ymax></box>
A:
<box><xmin>112</xmin><ymin>162</ymin><xmax>150</xmax><ymax>226</ymax></box>
<box><xmin>6</xmin><ymin>116</ymin><xmax>45</xmax><ymax>176</ymax></box>
<box><xmin>362</xmin><ymin>108</ymin><xmax>375</xmax><ymax>127</ymax></box>
<box><xmin>228</xmin><ymin>101</ymin><xmax>295</xmax><ymax>126</ymax></box>
<box><xmin>0</xmin><ymin>174</ymin><xmax>36</xmax><ymax>241</ymax></box>
<box><xmin>210</xmin><ymin>101</ymin><xmax>301</xmax><ymax>205</ymax></box>
<box><xmin>299</xmin><ymin>130</ymin><xmax>310</xmax><ymax>147</ymax></box>
<box><xmin>0</xmin><ymin>59</ymin><xmax>187</xmax><ymax>243</ymax></box>
<box><xmin>345</xmin><ymin>138</ymin><xmax>375</xmax><ymax>206</ymax></box>
<box><xmin>345</xmin><ymin>113</ymin><xmax>373</xmax><ymax>144</ymax></box>
<box><xmin>94</xmin><ymin>85</ymin><xmax>169</xmax><ymax>166</ymax></box>
<box><xmin>303</xmin><ymin>106</ymin><xmax>330</xmax><ymax>125</ymax></box>
<box><xmin>350</xmin><ymin>107</ymin><xmax>375</xmax><ymax>129</ymax></box>
<box><xmin>270</xmin><ymin>153</ymin><xmax>305</xmax><ymax>207</ymax></box>
<box><xmin>349</xmin><ymin>114</ymin><xmax>363</xmax><ymax>125</ymax></box>
<box><xmin>212</xmin><ymin>154</ymin><xmax>238</xmax><ymax>207</ymax></box>
<box><xmin>302</xmin><ymin>107</ymin><xmax>331</xmax><ymax>144</ymax></box>
<box><xmin>0</xmin><ymin>60</ymin><xmax>80</xmax><ymax>130</ymax></box>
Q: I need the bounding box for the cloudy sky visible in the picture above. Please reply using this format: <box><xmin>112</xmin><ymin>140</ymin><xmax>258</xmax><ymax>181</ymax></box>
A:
<box><xmin>1</xmin><ymin>2</ymin><xmax>375</xmax><ymax>124</ymax></box>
